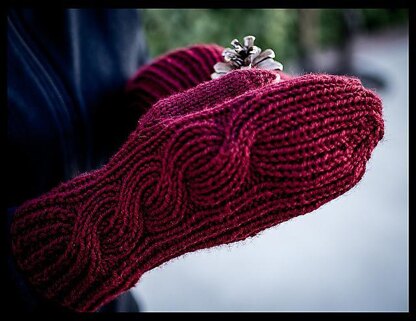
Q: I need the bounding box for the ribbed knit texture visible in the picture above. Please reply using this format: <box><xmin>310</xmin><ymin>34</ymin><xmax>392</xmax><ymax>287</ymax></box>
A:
<box><xmin>124</xmin><ymin>43</ymin><xmax>293</xmax><ymax>118</ymax></box>
<box><xmin>125</xmin><ymin>44</ymin><xmax>224</xmax><ymax>116</ymax></box>
<box><xmin>11</xmin><ymin>50</ymin><xmax>384</xmax><ymax>312</ymax></box>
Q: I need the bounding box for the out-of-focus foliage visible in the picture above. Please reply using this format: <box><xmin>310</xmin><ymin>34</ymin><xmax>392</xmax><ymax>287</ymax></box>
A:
<box><xmin>319</xmin><ymin>9</ymin><xmax>408</xmax><ymax>47</ymax></box>
<box><xmin>361</xmin><ymin>9</ymin><xmax>409</xmax><ymax>30</ymax></box>
<box><xmin>142</xmin><ymin>9</ymin><xmax>408</xmax><ymax>60</ymax></box>
<box><xmin>142</xmin><ymin>9</ymin><xmax>298</xmax><ymax>61</ymax></box>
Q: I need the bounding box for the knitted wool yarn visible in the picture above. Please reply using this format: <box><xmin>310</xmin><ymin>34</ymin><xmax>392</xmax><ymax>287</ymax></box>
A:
<box><xmin>125</xmin><ymin>44</ymin><xmax>224</xmax><ymax>116</ymax></box>
<box><xmin>11</xmin><ymin>49</ymin><xmax>384</xmax><ymax>312</ymax></box>
<box><xmin>124</xmin><ymin>43</ymin><xmax>292</xmax><ymax>117</ymax></box>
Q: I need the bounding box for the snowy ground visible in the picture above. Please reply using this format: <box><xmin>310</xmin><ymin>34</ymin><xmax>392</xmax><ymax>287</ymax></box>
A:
<box><xmin>132</xmin><ymin>26</ymin><xmax>409</xmax><ymax>312</ymax></box>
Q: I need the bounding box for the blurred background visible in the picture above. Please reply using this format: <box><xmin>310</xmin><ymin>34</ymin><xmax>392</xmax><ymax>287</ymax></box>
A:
<box><xmin>142</xmin><ymin>9</ymin><xmax>407</xmax><ymax>88</ymax></box>
<box><xmin>132</xmin><ymin>9</ymin><xmax>409</xmax><ymax>311</ymax></box>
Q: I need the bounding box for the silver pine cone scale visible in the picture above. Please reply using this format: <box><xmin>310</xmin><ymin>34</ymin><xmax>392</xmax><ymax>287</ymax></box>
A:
<box><xmin>211</xmin><ymin>35</ymin><xmax>283</xmax><ymax>80</ymax></box>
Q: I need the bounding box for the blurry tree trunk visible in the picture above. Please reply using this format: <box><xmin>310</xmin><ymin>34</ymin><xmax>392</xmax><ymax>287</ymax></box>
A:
<box><xmin>338</xmin><ymin>9</ymin><xmax>364</xmax><ymax>74</ymax></box>
<box><xmin>297</xmin><ymin>9</ymin><xmax>319</xmax><ymax>72</ymax></box>
<box><xmin>337</xmin><ymin>9</ymin><xmax>384</xmax><ymax>89</ymax></box>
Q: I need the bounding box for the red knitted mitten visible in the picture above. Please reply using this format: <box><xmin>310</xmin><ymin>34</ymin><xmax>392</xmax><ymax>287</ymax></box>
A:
<box><xmin>125</xmin><ymin>44</ymin><xmax>224</xmax><ymax>116</ymax></box>
<box><xmin>124</xmin><ymin>44</ymin><xmax>294</xmax><ymax>114</ymax></box>
<box><xmin>11</xmin><ymin>49</ymin><xmax>384</xmax><ymax>312</ymax></box>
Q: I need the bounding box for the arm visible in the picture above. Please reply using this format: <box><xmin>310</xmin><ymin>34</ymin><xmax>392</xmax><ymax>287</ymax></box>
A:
<box><xmin>11</xmin><ymin>44</ymin><xmax>384</xmax><ymax>312</ymax></box>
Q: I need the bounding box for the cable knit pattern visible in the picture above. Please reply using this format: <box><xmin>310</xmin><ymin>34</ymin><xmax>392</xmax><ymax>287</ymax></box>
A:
<box><xmin>11</xmin><ymin>67</ymin><xmax>383</xmax><ymax>312</ymax></box>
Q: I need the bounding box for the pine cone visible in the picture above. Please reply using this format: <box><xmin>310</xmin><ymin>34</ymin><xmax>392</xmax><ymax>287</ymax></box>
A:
<box><xmin>211</xmin><ymin>35</ymin><xmax>283</xmax><ymax>79</ymax></box>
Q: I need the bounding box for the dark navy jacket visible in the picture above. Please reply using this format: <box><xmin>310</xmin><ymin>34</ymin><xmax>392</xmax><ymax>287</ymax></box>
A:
<box><xmin>7</xmin><ymin>8</ymin><xmax>149</xmax><ymax>312</ymax></box>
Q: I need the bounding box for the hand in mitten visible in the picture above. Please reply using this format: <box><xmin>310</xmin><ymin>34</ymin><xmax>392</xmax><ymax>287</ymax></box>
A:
<box><xmin>124</xmin><ymin>43</ymin><xmax>293</xmax><ymax>115</ymax></box>
<box><xmin>125</xmin><ymin>44</ymin><xmax>224</xmax><ymax>117</ymax></box>
<box><xmin>11</xmin><ymin>45</ymin><xmax>384</xmax><ymax>312</ymax></box>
